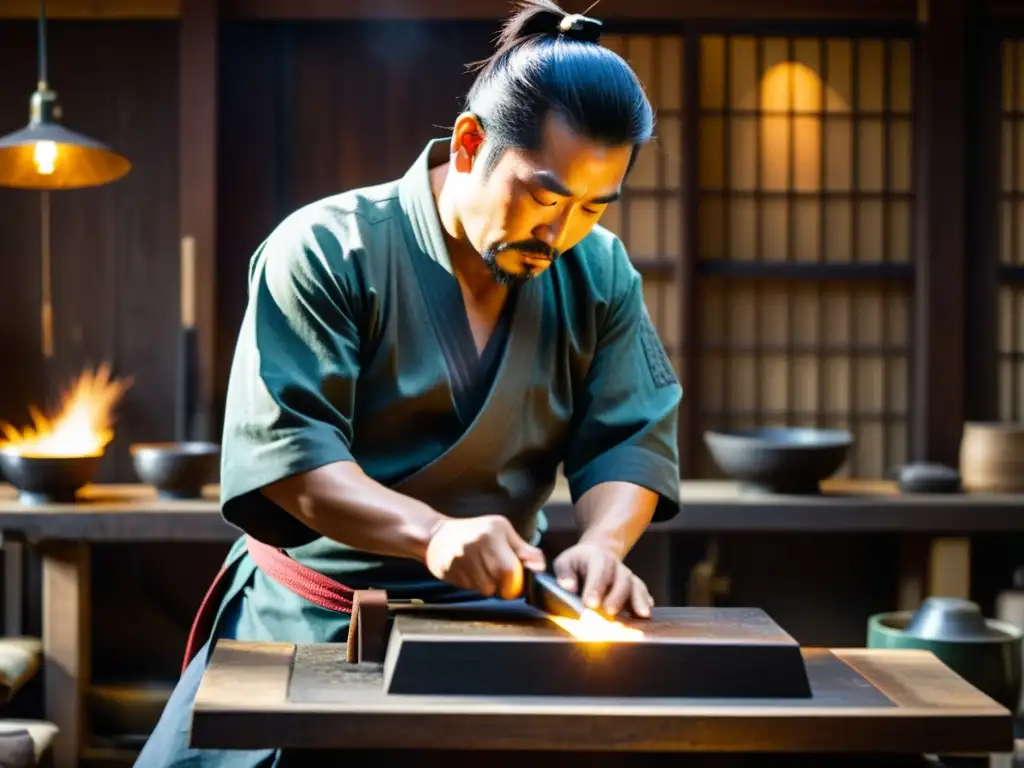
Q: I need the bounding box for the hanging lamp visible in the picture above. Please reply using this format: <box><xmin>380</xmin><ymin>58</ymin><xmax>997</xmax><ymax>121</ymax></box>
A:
<box><xmin>0</xmin><ymin>0</ymin><xmax>131</xmax><ymax>360</ymax></box>
<box><xmin>0</xmin><ymin>0</ymin><xmax>131</xmax><ymax>189</ymax></box>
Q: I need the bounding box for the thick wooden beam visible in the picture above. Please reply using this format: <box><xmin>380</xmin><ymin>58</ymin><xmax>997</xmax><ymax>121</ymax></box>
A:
<box><xmin>680</xmin><ymin>32</ymin><xmax>700</xmax><ymax>478</ymax></box>
<box><xmin>912</xmin><ymin>0</ymin><xmax>968</xmax><ymax>465</ymax></box>
<box><xmin>179</xmin><ymin>0</ymin><xmax>218</xmax><ymax>442</ymax></box>
<box><xmin>964</xmin><ymin>6</ymin><xmax>1002</xmax><ymax>421</ymax></box>
<box><xmin>985</xmin><ymin>1</ymin><xmax>1024</xmax><ymax>20</ymax></box>
<box><xmin>1</xmin><ymin>0</ymin><xmax>178</xmax><ymax>17</ymax></box>
<box><xmin>2</xmin><ymin>0</ymin><xmax>917</xmax><ymax>20</ymax></box>
<box><xmin>220</xmin><ymin>0</ymin><xmax>917</xmax><ymax>20</ymax></box>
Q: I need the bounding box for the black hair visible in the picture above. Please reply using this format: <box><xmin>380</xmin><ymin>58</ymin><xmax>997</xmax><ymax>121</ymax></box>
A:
<box><xmin>465</xmin><ymin>0</ymin><xmax>654</xmax><ymax>175</ymax></box>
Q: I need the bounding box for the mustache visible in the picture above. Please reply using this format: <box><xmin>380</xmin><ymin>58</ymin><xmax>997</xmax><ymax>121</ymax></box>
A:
<box><xmin>492</xmin><ymin>240</ymin><xmax>558</xmax><ymax>260</ymax></box>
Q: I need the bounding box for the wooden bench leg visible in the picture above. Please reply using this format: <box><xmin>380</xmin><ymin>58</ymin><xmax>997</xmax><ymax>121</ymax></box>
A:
<box><xmin>3</xmin><ymin>538</ymin><xmax>24</xmax><ymax>637</ymax></box>
<box><xmin>41</xmin><ymin>542</ymin><xmax>90</xmax><ymax>768</ymax></box>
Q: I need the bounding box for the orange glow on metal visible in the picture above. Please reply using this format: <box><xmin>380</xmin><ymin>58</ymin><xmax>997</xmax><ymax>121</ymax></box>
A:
<box><xmin>547</xmin><ymin>610</ymin><xmax>646</xmax><ymax>643</ymax></box>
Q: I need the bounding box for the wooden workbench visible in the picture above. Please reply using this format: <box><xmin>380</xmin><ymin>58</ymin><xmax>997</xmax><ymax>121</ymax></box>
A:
<box><xmin>191</xmin><ymin>640</ymin><xmax>1013</xmax><ymax>757</ymax></box>
<box><xmin>3</xmin><ymin>477</ymin><xmax>1022</xmax><ymax>766</ymax></box>
<box><xmin>3</xmin><ymin>478</ymin><xmax>1024</xmax><ymax>541</ymax></box>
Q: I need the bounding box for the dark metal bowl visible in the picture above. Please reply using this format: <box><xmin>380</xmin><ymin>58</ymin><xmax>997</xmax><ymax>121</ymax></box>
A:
<box><xmin>868</xmin><ymin>602</ymin><xmax>1022</xmax><ymax>710</ymax></box>
<box><xmin>130</xmin><ymin>442</ymin><xmax>219</xmax><ymax>500</ymax></box>
<box><xmin>703</xmin><ymin>427</ymin><xmax>855</xmax><ymax>495</ymax></box>
<box><xmin>904</xmin><ymin>597</ymin><xmax>1007</xmax><ymax>642</ymax></box>
<box><xmin>0</xmin><ymin>450</ymin><xmax>103</xmax><ymax>505</ymax></box>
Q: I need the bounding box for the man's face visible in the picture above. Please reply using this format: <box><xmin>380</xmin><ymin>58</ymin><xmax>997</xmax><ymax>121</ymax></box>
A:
<box><xmin>452</xmin><ymin>114</ymin><xmax>633</xmax><ymax>285</ymax></box>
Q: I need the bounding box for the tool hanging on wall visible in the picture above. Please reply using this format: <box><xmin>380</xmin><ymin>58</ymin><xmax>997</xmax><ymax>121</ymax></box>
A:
<box><xmin>40</xmin><ymin>191</ymin><xmax>51</xmax><ymax>358</ymax></box>
<box><xmin>177</xmin><ymin>236</ymin><xmax>199</xmax><ymax>442</ymax></box>
<box><xmin>0</xmin><ymin>0</ymin><xmax>131</xmax><ymax>358</ymax></box>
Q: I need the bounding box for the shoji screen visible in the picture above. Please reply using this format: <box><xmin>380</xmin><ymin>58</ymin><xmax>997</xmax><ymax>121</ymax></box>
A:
<box><xmin>694</xmin><ymin>34</ymin><xmax>914</xmax><ymax>478</ymax></box>
<box><xmin>601</xmin><ymin>33</ymin><xmax>686</xmax><ymax>377</ymax></box>
<box><xmin>999</xmin><ymin>40</ymin><xmax>1024</xmax><ymax>419</ymax></box>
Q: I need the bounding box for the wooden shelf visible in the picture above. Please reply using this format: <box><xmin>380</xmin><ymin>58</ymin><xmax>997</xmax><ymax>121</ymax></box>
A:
<box><xmin>699</xmin><ymin>260</ymin><xmax>913</xmax><ymax>281</ymax></box>
<box><xmin>631</xmin><ymin>258</ymin><xmax>677</xmax><ymax>279</ymax></box>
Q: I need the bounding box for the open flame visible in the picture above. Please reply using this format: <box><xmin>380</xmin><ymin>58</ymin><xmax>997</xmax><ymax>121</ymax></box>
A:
<box><xmin>0</xmin><ymin>364</ymin><xmax>132</xmax><ymax>458</ymax></box>
<box><xmin>548</xmin><ymin>610</ymin><xmax>646</xmax><ymax>643</ymax></box>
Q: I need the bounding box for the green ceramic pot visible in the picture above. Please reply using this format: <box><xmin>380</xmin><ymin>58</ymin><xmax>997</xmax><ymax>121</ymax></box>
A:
<box><xmin>867</xmin><ymin>610</ymin><xmax>1022</xmax><ymax>710</ymax></box>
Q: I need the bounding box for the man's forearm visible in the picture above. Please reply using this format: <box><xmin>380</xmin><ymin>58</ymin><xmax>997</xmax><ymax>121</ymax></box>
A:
<box><xmin>574</xmin><ymin>481</ymin><xmax>658</xmax><ymax>559</ymax></box>
<box><xmin>260</xmin><ymin>460</ymin><xmax>449</xmax><ymax>563</ymax></box>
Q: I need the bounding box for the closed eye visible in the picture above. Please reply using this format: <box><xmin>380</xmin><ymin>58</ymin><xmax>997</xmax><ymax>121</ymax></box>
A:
<box><xmin>529</xmin><ymin>192</ymin><xmax>557</xmax><ymax>207</ymax></box>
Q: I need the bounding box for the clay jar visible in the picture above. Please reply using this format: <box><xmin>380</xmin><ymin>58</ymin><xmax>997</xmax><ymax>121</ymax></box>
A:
<box><xmin>868</xmin><ymin>598</ymin><xmax>1022</xmax><ymax>711</ymax></box>
<box><xmin>960</xmin><ymin>422</ymin><xmax>1024</xmax><ymax>493</ymax></box>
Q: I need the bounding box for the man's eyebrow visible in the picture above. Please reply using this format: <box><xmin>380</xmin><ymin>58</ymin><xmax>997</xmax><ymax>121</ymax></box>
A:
<box><xmin>530</xmin><ymin>170</ymin><xmax>621</xmax><ymax>205</ymax></box>
<box><xmin>530</xmin><ymin>170</ymin><xmax>574</xmax><ymax>197</ymax></box>
<box><xmin>590</xmin><ymin>190</ymin><xmax>621</xmax><ymax>205</ymax></box>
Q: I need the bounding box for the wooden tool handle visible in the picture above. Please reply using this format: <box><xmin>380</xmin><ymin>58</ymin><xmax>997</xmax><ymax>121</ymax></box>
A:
<box><xmin>345</xmin><ymin>590</ymin><xmax>390</xmax><ymax>664</ymax></box>
<box><xmin>180</xmin><ymin>236</ymin><xmax>196</xmax><ymax>330</ymax></box>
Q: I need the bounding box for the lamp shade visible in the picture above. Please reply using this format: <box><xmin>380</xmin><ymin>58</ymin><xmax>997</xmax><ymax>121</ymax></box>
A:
<box><xmin>0</xmin><ymin>88</ymin><xmax>131</xmax><ymax>190</ymax></box>
<box><xmin>0</xmin><ymin>122</ymin><xmax>131</xmax><ymax>190</ymax></box>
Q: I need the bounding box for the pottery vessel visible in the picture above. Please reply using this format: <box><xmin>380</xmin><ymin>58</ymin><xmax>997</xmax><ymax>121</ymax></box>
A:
<box><xmin>703</xmin><ymin>427</ymin><xmax>853</xmax><ymax>495</ymax></box>
<box><xmin>0</xmin><ymin>450</ymin><xmax>102</xmax><ymax>505</ymax></box>
<box><xmin>959</xmin><ymin>422</ymin><xmax>1024</xmax><ymax>493</ymax></box>
<box><xmin>868</xmin><ymin>598</ymin><xmax>1022</xmax><ymax>710</ymax></box>
<box><xmin>130</xmin><ymin>441</ymin><xmax>219</xmax><ymax>500</ymax></box>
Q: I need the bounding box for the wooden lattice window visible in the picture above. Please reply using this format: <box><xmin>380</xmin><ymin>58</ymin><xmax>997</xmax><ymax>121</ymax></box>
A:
<box><xmin>600</xmin><ymin>33</ymin><xmax>685</xmax><ymax>378</ymax></box>
<box><xmin>999</xmin><ymin>40</ymin><xmax>1024</xmax><ymax>419</ymax></box>
<box><xmin>694</xmin><ymin>34</ymin><xmax>914</xmax><ymax>479</ymax></box>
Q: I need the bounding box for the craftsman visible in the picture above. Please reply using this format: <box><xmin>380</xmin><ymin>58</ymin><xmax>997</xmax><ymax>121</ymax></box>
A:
<box><xmin>136</xmin><ymin>0</ymin><xmax>681</xmax><ymax>764</ymax></box>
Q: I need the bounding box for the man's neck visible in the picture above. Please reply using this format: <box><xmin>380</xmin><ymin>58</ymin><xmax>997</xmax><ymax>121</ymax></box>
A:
<box><xmin>430</xmin><ymin>162</ymin><xmax>508</xmax><ymax>304</ymax></box>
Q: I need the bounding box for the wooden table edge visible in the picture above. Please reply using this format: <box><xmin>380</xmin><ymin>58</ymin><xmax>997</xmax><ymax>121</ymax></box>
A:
<box><xmin>190</xmin><ymin>640</ymin><xmax>1014</xmax><ymax>754</ymax></box>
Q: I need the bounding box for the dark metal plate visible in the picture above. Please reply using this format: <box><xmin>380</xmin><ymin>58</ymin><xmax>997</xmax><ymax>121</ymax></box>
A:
<box><xmin>382</xmin><ymin>605</ymin><xmax>814</xmax><ymax>697</ymax></box>
<box><xmin>288</xmin><ymin>644</ymin><xmax>894</xmax><ymax>708</ymax></box>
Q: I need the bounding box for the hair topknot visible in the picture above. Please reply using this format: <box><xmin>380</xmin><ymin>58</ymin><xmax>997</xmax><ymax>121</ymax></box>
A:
<box><xmin>464</xmin><ymin>0</ymin><xmax>654</xmax><ymax>172</ymax></box>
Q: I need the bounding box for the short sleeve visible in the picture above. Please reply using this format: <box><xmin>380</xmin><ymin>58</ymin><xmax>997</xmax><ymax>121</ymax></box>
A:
<box><xmin>562</xmin><ymin>242</ymin><xmax>682</xmax><ymax>523</ymax></box>
<box><xmin>219</xmin><ymin>220</ymin><xmax>363</xmax><ymax>546</ymax></box>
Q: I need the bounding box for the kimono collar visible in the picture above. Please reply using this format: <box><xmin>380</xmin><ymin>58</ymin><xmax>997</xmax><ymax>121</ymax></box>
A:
<box><xmin>399</xmin><ymin>137</ymin><xmax>456</xmax><ymax>275</ymax></box>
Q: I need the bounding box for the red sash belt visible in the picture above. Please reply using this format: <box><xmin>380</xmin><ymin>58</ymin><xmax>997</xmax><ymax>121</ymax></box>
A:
<box><xmin>182</xmin><ymin>536</ymin><xmax>355</xmax><ymax>674</ymax></box>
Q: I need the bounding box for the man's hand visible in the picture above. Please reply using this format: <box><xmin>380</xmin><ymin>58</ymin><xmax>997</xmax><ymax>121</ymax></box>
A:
<box><xmin>552</xmin><ymin>542</ymin><xmax>653</xmax><ymax>619</ymax></box>
<box><xmin>425</xmin><ymin>516</ymin><xmax>546</xmax><ymax>600</ymax></box>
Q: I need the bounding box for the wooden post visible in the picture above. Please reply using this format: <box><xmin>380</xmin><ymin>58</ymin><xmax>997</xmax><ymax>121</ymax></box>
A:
<box><xmin>41</xmin><ymin>542</ymin><xmax>90</xmax><ymax>768</ymax></box>
<box><xmin>912</xmin><ymin>0</ymin><xmax>968</xmax><ymax>465</ymax></box>
<box><xmin>964</xmin><ymin>3</ymin><xmax>1003</xmax><ymax>421</ymax></box>
<box><xmin>179</xmin><ymin>0</ymin><xmax>219</xmax><ymax>441</ymax></box>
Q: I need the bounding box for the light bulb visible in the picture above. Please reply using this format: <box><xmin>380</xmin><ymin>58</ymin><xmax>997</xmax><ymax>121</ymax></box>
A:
<box><xmin>33</xmin><ymin>141</ymin><xmax>57</xmax><ymax>175</ymax></box>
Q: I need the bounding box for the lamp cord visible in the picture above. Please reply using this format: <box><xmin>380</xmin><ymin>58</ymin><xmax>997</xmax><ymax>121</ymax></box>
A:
<box><xmin>37</xmin><ymin>0</ymin><xmax>47</xmax><ymax>86</ymax></box>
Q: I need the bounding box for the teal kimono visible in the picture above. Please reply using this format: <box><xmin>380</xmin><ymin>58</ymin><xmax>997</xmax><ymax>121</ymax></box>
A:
<box><xmin>135</xmin><ymin>139</ymin><xmax>681</xmax><ymax>765</ymax></box>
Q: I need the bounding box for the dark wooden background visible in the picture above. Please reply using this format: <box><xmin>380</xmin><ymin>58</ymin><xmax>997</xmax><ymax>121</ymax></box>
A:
<box><xmin>0</xmin><ymin>18</ymin><xmax>503</xmax><ymax>483</ymax></box>
<box><xmin>0</xmin><ymin>2</ymin><xmax>995</xmax><ymax>484</ymax></box>
<box><xmin>0</xmin><ymin>20</ymin><xmax>179</xmax><ymax>484</ymax></box>
<box><xmin>216</xmin><ymin>20</ymin><xmax>497</xmax><ymax>412</ymax></box>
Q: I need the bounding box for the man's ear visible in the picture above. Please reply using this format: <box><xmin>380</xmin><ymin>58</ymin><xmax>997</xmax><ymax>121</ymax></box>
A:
<box><xmin>451</xmin><ymin>113</ymin><xmax>486</xmax><ymax>174</ymax></box>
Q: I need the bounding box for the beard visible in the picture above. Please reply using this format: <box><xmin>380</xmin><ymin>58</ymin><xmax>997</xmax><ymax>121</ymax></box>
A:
<box><xmin>482</xmin><ymin>240</ymin><xmax>560</xmax><ymax>286</ymax></box>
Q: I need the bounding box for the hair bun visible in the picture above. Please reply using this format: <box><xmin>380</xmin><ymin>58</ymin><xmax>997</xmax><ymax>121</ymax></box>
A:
<box><xmin>557</xmin><ymin>13</ymin><xmax>603</xmax><ymax>43</ymax></box>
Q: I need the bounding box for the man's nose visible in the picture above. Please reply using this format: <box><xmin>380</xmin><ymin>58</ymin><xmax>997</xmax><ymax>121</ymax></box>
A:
<box><xmin>534</xmin><ymin>215</ymin><xmax>570</xmax><ymax>252</ymax></box>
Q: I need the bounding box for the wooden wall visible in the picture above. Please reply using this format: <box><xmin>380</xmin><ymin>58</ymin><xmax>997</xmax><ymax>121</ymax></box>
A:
<box><xmin>0</xmin><ymin>18</ymin><xmax>507</xmax><ymax>481</ymax></box>
<box><xmin>215</xmin><ymin>19</ymin><xmax>497</xmax><ymax>415</ymax></box>
<box><xmin>0</xmin><ymin>20</ymin><xmax>180</xmax><ymax>483</ymax></box>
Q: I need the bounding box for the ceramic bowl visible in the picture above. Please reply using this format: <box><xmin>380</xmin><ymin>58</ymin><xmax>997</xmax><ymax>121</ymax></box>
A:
<box><xmin>130</xmin><ymin>442</ymin><xmax>219</xmax><ymax>500</ymax></box>
<box><xmin>0</xmin><ymin>450</ymin><xmax>102</xmax><ymax>505</ymax></box>
<box><xmin>703</xmin><ymin>427</ymin><xmax>854</xmax><ymax>495</ymax></box>
<box><xmin>867</xmin><ymin>599</ymin><xmax>1022</xmax><ymax>710</ymax></box>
